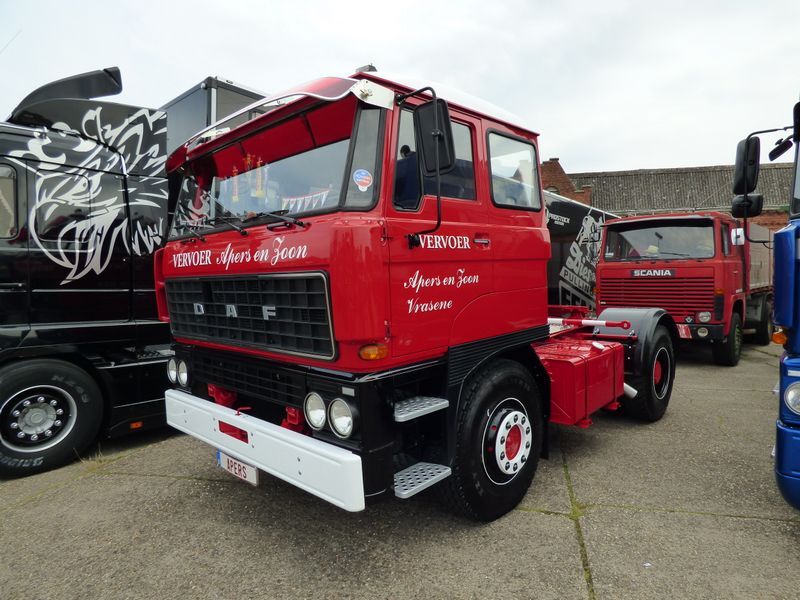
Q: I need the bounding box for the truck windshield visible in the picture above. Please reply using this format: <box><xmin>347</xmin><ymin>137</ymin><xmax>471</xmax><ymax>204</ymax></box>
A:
<box><xmin>604</xmin><ymin>219</ymin><xmax>715</xmax><ymax>261</ymax></box>
<box><xmin>169</xmin><ymin>97</ymin><xmax>382</xmax><ymax>238</ymax></box>
<box><xmin>793</xmin><ymin>144</ymin><xmax>800</xmax><ymax>216</ymax></box>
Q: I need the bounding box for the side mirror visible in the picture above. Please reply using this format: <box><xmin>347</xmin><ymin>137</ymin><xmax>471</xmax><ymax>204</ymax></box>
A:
<box><xmin>413</xmin><ymin>99</ymin><xmax>455</xmax><ymax>177</ymax></box>
<box><xmin>733</xmin><ymin>137</ymin><xmax>761</xmax><ymax>195</ymax></box>
<box><xmin>731</xmin><ymin>193</ymin><xmax>764</xmax><ymax>219</ymax></box>
<box><xmin>731</xmin><ymin>227</ymin><xmax>746</xmax><ymax>246</ymax></box>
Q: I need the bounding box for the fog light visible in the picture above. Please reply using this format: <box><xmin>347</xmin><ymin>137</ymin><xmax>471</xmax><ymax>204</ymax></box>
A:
<box><xmin>167</xmin><ymin>358</ymin><xmax>178</xmax><ymax>384</ymax></box>
<box><xmin>177</xmin><ymin>360</ymin><xmax>189</xmax><ymax>387</ymax></box>
<box><xmin>785</xmin><ymin>383</ymin><xmax>800</xmax><ymax>415</ymax></box>
<box><xmin>698</xmin><ymin>311</ymin><xmax>711</xmax><ymax>323</ymax></box>
<box><xmin>697</xmin><ymin>327</ymin><xmax>709</xmax><ymax>338</ymax></box>
<box><xmin>328</xmin><ymin>398</ymin><xmax>356</xmax><ymax>438</ymax></box>
<box><xmin>304</xmin><ymin>392</ymin><xmax>327</xmax><ymax>431</ymax></box>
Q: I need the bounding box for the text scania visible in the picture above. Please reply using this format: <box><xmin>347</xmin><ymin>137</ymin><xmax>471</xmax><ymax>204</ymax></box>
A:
<box><xmin>632</xmin><ymin>269</ymin><xmax>673</xmax><ymax>277</ymax></box>
<box><xmin>418</xmin><ymin>235</ymin><xmax>471</xmax><ymax>250</ymax></box>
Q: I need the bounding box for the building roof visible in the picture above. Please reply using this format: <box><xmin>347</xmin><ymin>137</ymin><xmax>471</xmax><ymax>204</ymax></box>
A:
<box><xmin>569</xmin><ymin>163</ymin><xmax>794</xmax><ymax>214</ymax></box>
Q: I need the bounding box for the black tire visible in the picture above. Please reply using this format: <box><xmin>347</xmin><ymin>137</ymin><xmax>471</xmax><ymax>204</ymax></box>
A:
<box><xmin>440</xmin><ymin>359</ymin><xmax>543</xmax><ymax>521</ymax></box>
<box><xmin>712</xmin><ymin>312</ymin><xmax>743</xmax><ymax>367</ymax></box>
<box><xmin>0</xmin><ymin>360</ymin><xmax>103</xmax><ymax>477</ymax></box>
<box><xmin>753</xmin><ymin>299</ymin><xmax>773</xmax><ymax>346</ymax></box>
<box><xmin>622</xmin><ymin>326</ymin><xmax>674</xmax><ymax>422</ymax></box>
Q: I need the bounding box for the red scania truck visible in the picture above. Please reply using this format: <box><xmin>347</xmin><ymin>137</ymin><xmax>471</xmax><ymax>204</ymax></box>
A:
<box><xmin>157</xmin><ymin>73</ymin><xmax>677</xmax><ymax>520</ymax></box>
<box><xmin>596</xmin><ymin>212</ymin><xmax>773</xmax><ymax>366</ymax></box>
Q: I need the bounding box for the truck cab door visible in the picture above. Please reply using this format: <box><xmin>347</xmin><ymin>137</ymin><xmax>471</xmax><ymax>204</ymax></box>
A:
<box><xmin>0</xmin><ymin>162</ymin><xmax>29</xmax><ymax>339</ymax></box>
<box><xmin>385</xmin><ymin>108</ymin><xmax>493</xmax><ymax>357</ymax></box>
<box><xmin>28</xmin><ymin>167</ymin><xmax>132</xmax><ymax>325</ymax></box>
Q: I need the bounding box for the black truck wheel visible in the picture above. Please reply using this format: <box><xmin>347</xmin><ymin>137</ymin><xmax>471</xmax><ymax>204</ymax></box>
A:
<box><xmin>441</xmin><ymin>359</ymin><xmax>543</xmax><ymax>521</ymax></box>
<box><xmin>0</xmin><ymin>360</ymin><xmax>103</xmax><ymax>477</ymax></box>
<box><xmin>712</xmin><ymin>312</ymin><xmax>743</xmax><ymax>367</ymax></box>
<box><xmin>753</xmin><ymin>299</ymin><xmax>773</xmax><ymax>346</ymax></box>
<box><xmin>622</xmin><ymin>325</ymin><xmax>674</xmax><ymax>422</ymax></box>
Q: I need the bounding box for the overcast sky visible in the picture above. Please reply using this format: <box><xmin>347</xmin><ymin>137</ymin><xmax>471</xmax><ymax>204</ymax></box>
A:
<box><xmin>1</xmin><ymin>0</ymin><xmax>798</xmax><ymax>172</ymax></box>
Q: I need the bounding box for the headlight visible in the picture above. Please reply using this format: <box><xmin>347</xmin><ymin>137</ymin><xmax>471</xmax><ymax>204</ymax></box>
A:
<box><xmin>698</xmin><ymin>311</ymin><xmax>712</xmax><ymax>323</ymax></box>
<box><xmin>177</xmin><ymin>360</ymin><xmax>189</xmax><ymax>387</ymax></box>
<box><xmin>785</xmin><ymin>383</ymin><xmax>800</xmax><ymax>415</ymax></box>
<box><xmin>167</xmin><ymin>358</ymin><xmax>178</xmax><ymax>384</ymax></box>
<box><xmin>304</xmin><ymin>392</ymin><xmax>327</xmax><ymax>431</ymax></box>
<box><xmin>328</xmin><ymin>398</ymin><xmax>356</xmax><ymax>439</ymax></box>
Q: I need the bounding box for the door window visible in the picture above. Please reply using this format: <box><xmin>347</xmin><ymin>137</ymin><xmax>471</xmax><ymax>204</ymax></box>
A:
<box><xmin>0</xmin><ymin>165</ymin><xmax>17</xmax><ymax>238</ymax></box>
<box><xmin>488</xmin><ymin>133</ymin><xmax>541</xmax><ymax>210</ymax></box>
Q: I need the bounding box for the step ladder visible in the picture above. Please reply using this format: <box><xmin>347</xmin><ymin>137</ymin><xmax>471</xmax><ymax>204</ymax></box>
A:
<box><xmin>393</xmin><ymin>396</ymin><xmax>448</xmax><ymax>422</ymax></box>
<box><xmin>394</xmin><ymin>462</ymin><xmax>452</xmax><ymax>499</ymax></box>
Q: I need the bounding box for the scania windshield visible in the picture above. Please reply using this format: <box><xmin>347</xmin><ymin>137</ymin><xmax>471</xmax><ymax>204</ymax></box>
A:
<box><xmin>169</xmin><ymin>97</ymin><xmax>382</xmax><ymax>239</ymax></box>
<box><xmin>603</xmin><ymin>219</ymin><xmax>715</xmax><ymax>261</ymax></box>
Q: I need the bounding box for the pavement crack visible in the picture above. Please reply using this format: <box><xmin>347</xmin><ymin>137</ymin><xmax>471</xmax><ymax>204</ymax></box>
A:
<box><xmin>562</xmin><ymin>450</ymin><xmax>596</xmax><ymax>600</ymax></box>
<box><xmin>582</xmin><ymin>501</ymin><xmax>800</xmax><ymax>525</ymax></box>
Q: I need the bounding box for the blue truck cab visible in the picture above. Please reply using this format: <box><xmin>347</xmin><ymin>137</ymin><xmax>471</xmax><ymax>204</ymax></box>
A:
<box><xmin>734</xmin><ymin>103</ymin><xmax>800</xmax><ymax>508</ymax></box>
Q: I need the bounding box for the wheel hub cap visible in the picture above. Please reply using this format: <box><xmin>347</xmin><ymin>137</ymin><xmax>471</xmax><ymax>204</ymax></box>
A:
<box><xmin>492</xmin><ymin>410</ymin><xmax>533</xmax><ymax>476</ymax></box>
<box><xmin>1</xmin><ymin>387</ymin><xmax>75</xmax><ymax>452</ymax></box>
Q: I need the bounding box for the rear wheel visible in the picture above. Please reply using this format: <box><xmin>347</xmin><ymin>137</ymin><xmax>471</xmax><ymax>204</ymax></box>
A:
<box><xmin>753</xmin><ymin>299</ymin><xmax>773</xmax><ymax>346</ymax></box>
<box><xmin>440</xmin><ymin>359</ymin><xmax>543</xmax><ymax>521</ymax></box>
<box><xmin>622</xmin><ymin>325</ymin><xmax>674</xmax><ymax>422</ymax></box>
<box><xmin>0</xmin><ymin>360</ymin><xmax>103</xmax><ymax>477</ymax></box>
<box><xmin>713</xmin><ymin>312</ymin><xmax>743</xmax><ymax>366</ymax></box>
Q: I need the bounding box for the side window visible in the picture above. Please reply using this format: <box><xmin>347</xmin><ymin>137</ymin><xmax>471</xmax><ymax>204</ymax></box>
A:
<box><xmin>35</xmin><ymin>172</ymin><xmax>93</xmax><ymax>240</ymax></box>
<box><xmin>721</xmin><ymin>223</ymin><xmax>730</xmax><ymax>255</ymax></box>
<box><xmin>488</xmin><ymin>133</ymin><xmax>541</xmax><ymax>210</ymax></box>
<box><xmin>393</xmin><ymin>109</ymin><xmax>475</xmax><ymax>210</ymax></box>
<box><xmin>0</xmin><ymin>165</ymin><xmax>17</xmax><ymax>238</ymax></box>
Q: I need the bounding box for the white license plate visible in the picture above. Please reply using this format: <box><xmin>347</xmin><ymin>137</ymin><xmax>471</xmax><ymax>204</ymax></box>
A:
<box><xmin>217</xmin><ymin>450</ymin><xmax>258</xmax><ymax>486</ymax></box>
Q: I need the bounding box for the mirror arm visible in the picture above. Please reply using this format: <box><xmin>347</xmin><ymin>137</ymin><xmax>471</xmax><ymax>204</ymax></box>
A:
<box><xmin>398</xmin><ymin>86</ymin><xmax>444</xmax><ymax>249</ymax></box>
<box><xmin>740</xmin><ymin>127</ymin><xmax>788</xmax><ymax>245</ymax></box>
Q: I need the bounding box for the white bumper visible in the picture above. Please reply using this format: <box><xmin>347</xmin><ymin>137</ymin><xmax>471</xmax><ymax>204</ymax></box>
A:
<box><xmin>165</xmin><ymin>389</ymin><xmax>365</xmax><ymax>511</ymax></box>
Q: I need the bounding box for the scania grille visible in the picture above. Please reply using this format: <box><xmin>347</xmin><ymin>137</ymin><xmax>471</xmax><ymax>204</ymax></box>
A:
<box><xmin>166</xmin><ymin>273</ymin><xmax>335</xmax><ymax>359</ymax></box>
<box><xmin>598</xmin><ymin>276</ymin><xmax>714</xmax><ymax>320</ymax></box>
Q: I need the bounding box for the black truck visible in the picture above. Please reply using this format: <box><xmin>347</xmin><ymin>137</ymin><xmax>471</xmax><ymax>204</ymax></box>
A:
<box><xmin>0</xmin><ymin>68</ymin><xmax>263</xmax><ymax>476</ymax></box>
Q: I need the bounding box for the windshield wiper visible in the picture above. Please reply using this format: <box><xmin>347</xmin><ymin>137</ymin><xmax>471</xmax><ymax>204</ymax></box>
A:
<box><xmin>658</xmin><ymin>251</ymin><xmax>690</xmax><ymax>257</ymax></box>
<box><xmin>213</xmin><ymin>215</ymin><xmax>249</xmax><ymax>236</ymax></box>
<box><xmin>179</xmin><ymin>222</ymin><xmax>208</xmax><ymax>243</ymax></box>
<box><xmin>243</xmin><ymin>210</ymin><xmax>308</xmax><ymax>229</ymax></box>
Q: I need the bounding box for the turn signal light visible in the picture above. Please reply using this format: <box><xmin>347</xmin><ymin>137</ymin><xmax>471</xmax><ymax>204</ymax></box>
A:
<box><xmin>129</xmin><ymin>421</ymin><xmax>144</xmax><ymax>430</ymax></box>
<box><xmin>773</xmin><ymin>328</ymin><xmax>788</xmax><ymax>345</ymax></box>
<box><xmin>359</xmin><ymin>343</ymin><xmax>389</xmax><ymax>360</ymax></box>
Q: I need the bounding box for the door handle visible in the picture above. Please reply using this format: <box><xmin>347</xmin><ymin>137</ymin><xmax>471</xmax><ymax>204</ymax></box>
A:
<box><xmin>0</xmin><ymin>282</ymin><xmax>25</xmax><ymax>289</ymax></box>
<box><xmin>473</xmin><ymin>237</ymin><xmax>490</xmax><ymax>246</ymax></box>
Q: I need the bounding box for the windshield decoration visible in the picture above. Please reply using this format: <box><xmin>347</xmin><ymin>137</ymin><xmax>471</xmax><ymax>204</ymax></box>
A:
<box><xmin>353</xmin><ymin>169</ymin><xmax>373</xmax><ymax>192</ymax></box>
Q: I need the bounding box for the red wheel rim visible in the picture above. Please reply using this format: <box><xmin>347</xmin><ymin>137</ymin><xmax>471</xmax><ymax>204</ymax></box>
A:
<box><xmin>653</xmin><ymin>360</ymin><xmax>663</xmax><ymax>385</ymax></box>
<box><xmin>505</xmin><ymin>425</ymin><xmax>522</xmax><ymax>460</ymax></box>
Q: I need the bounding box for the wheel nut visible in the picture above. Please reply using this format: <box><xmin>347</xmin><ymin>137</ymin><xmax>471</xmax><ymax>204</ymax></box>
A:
<box><xmin>23</xmin><ymin>400</ymin><xmax>30</xmax><ymax>407</ymax></box>
<box><xmin>513</xmin><ymin>463</ymin><xmax>518</xmax><ymax>471</ymax></box>
<box><xmin>10</xmin><ymin>422</ymin><xmax>18</xmax><ymax>429</ymax></box>
<box><xmin>37</xmin><ymin>396</ymin><xmax>45</xmax><ymax>403</ymax></box>
<box><xmin>513</xmin><ymin>414</ymin><xmax>518</xmax><ymax>423</ymax></box>
<box><xmin>521</xmin><ymin>456</ymin><xmax>527</xmax><ymax>463</ymax></box>
<box><xmin>56</xmin><ymin>409</ymin><xmax>63</xmax><ymax>416</ymax></box>
<box><xmin>505</xmin><ymin>462</ymin><xmax>511</xmax><ymax>470</ymax></box>
<box><xmin>500</xmin><ymin>452</ymin><xmax>505</xmax><ymax>460</ymax></box>
<box><xmin>50</xmin><ymin>400</ymin><xmax>57</xmax><ymax>406</ymax></box>
<box><xmin>526</xmin><ymin>427</ymin><xmax>531</xmax><ymax>434</ymax></box>
<box><xmin>44</xmin><ymin>430</ymin><xmax>52</xmax><ymax>437</ymax></box>
<box><xmin>521</xmin><ymin>416</ymin><xmax>526</xmax><ymax>425</ymax></box>
<box><xmin>30</xmin><ymin>434</ymin><xmax>38</xmax><ymax>441</ymax></box>
<box><xmin>17</xmin><ymin>432</ymin><xmax>24</xmax><ymax>438</ymax></box>
<box><xmin>500</xmin><ymin>436</ymin><xmax>505</xmax><ymax>444</ymax></box>
<box><xmin>505</xmin><ymin>422</ymin><xmax>511</xmax><ymax>430</ymax></box>
<box><xmin>54</xmin><ymin>420</ymin><xmax>62</xmax><ymax>427</ymax></box>
<box><xmin>525</xmin><ymin>441</ymin><xmax>530</xmax><ymax>449</ymax></box>
<box><xmin>12</xmin><ymin>410</ymin><xmax>20</xmax><ymax>417</ymax></box>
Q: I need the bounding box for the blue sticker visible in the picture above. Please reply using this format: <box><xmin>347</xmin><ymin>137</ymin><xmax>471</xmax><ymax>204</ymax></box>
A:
<box><xmin>353</xmin><ymin>169</ymin><xmax>373</xmax><ymax>192</ymax></box>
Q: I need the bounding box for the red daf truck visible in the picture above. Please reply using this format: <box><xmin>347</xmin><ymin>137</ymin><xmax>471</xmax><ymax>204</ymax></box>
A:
<box><xmin>596</xmin><ymin>212</ymin><xmax>773</xmax><ymax>366</ymax></box>
<box><xmin>156</xmin><ymin>73</ymin><xmax>677</xmax><ymax>521</ymax></box>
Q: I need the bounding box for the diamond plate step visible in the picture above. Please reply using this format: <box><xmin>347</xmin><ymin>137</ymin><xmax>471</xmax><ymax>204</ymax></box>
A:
<box><xmin>394</xmin><ymin>462</ymin><xmax>452</xmax><ymax>499</ymax></box>
<box><xmin>393</xmin><ymin>396</ymin><xmax>449</xmax><ymax>422</ymax></box>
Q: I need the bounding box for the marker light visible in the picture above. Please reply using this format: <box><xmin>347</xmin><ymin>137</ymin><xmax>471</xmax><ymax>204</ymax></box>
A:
<box><xmin>359</xmin><ymin>343</ymin><xmax>389</xmax><ymax>360</ymax></box>
<box><xmin>177</xmin><ymin>360</ymin><xmax>189</xmax><ymax>387</ymax></box>
<box><xmin>167</xmin><ymin>358</ymin><xmax>178</xmax><ymax>384</ymax></box>
<box><xmin>785</xmin><ymin>383</ymin><xmax>800</xmax><ymax>415</ymax></box>
<box><xmin>773</xmin><ymin>328</ymin><xmax>788</xmax><ymax>345</ymax></box>
<box><xmin>304</xmin><ymin>392</ymin><xmax>327</xmax><ymax>431</ymax></box>
<box><xmin>328</xmin><ymin>398</ymin><xmax>356</xmax><ymax>438</ymax></box>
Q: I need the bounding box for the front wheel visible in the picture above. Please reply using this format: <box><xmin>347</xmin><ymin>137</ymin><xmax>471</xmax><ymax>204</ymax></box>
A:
<box><xmin>440</xmin><ymin>359</ymin><xmax>543</xmax><ymax>521</ymax></box>
<box><xmin>0</xmin><ymin>360</ymin><xmax>103</xmax><ymax>477</ymax></box>
<box><xmin>712</xmin><ymin>312</ymin><xmax>743</xmax><ymax>367</ymax></box>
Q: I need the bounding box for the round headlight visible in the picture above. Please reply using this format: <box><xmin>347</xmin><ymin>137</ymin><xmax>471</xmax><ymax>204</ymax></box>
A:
<box><xmin>698</xmin><ymin>311</ymin><xmax>712</xmax><ymax>323</ymax></box>
<box><xmin>697</xmin><ymin>327</ymin><xmax>709</xmax><ymax>338</ymax></box>
<box><xmin>328</xmin><ymin>398</ymin><xmax>356</xmax><ymax>439</ymax></box>
<box><xmin>304</xmin><ymin>392</ymin><xmax>327</xmax><ymax>431</ymax></box>
<box><xmin>785</xmin><ymin>383</ymin><xmax>800</xmax><ymax>415</ymax></box>
<box><xmin>167</xmin><ymin>358</ymin><xmax>178</xmax><ymax>384</ymax></box>
<box><xmin>177</xmin><ymin>360</ymin><xmax>189</xmax><ymax>387</ymax></box>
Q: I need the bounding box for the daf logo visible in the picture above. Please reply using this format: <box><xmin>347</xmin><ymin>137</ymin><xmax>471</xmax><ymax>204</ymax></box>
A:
<box><xmin>225</xmin><ymin>304</ymin><xmax>238</xmax><ymax>318</ymax></box>
<box><xmin>631</xmin><ymin>269</ymin><xmax>673</xmax><ymax>277</ymax></box>
<box><xmin>193</xmin><ymin>303</ymin><xmax>205</xmax><ymax>315</ymax></box>
<box><xmin>262</xmin><ymin>305</ymin><xmax>277</xmax><ymax>320</ymax></box>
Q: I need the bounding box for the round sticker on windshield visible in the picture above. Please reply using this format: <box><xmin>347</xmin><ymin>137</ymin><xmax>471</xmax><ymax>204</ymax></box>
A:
<box><xmin>353</xmin><ymin>169</ymin><xmax>373</xmax><ymax>192</ymax></box>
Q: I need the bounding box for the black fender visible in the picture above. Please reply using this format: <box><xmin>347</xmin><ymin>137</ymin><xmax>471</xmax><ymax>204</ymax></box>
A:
<box><xmin>595</xmin><ymin>307</ymin><xmax>677</xmax><ymax>378</ymax></box>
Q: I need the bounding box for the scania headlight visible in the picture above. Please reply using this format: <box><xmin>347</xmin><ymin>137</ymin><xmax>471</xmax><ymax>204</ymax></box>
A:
<box><xmin>698</xmin><ymin>311</ymin><xmax>712</xmax><ymax>323</ymax></box>
<box><xmin>167</xmin><ymin>358</ymin><xmax>178</xmax><ymax>384</ymax></box>
<box><xmin>328</xmin><ymin>398</ymin><xmax>357</xmax><ymax>439</ymax></box>
<box><xmin>785</xmin><ymin>383</ymin><xmax>800</xmax><ymax>416</ymax></box>
<box><xmin>177</xmin><ymin>360</ymin><xmax>189</xmax><ymax>387</ymax></box>
<box><xmin>304</xmin><ymin>392</ymin><xmax>327</xmax><ymax>431</ymax></box>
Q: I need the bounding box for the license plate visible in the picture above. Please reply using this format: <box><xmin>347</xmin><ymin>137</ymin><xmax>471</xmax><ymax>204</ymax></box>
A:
<box><xmin>676</xmin><ymin>324</ymin><xmax>692</xmax><ymax>339</ymax></box>
<box><xmin>217</xmin><ymin>450</ymin><xmax>258</xmax><ymax>486</ymax></box>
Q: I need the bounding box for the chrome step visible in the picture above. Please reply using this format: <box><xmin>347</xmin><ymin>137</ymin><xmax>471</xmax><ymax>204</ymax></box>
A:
<box><xmin>394</xmin><ymin>462</ymin><xmax>451</xmax><ymax>499</ymax></box>
<box><xmin>393</xmin><ymin>396</ymin><xmax>449</xmax><ymax>422</ymax></box>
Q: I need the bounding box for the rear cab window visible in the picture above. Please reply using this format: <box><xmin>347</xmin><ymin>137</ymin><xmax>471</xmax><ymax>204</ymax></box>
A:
<box><xmin>0</xmin><ymin>165</ymin><xmax>17</xmax><ymax>238</ymax></box>
<box><xmin>487</xmin><ymin>132</ymin><xmax>541</xmax><ymax>210</ymax></box>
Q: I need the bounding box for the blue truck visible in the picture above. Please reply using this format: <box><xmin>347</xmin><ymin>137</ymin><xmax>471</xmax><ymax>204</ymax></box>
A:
<box><xmin>732</xmin><ymin>102</ymin><xmax>800</xmax><ymax>508</ymax></box>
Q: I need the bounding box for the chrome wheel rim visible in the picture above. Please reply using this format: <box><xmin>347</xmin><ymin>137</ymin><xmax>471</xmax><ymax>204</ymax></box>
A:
<box><xmin>1</xmin><ymin>386</ymin><xmax>77</xmax><ymax>453</ymax></box>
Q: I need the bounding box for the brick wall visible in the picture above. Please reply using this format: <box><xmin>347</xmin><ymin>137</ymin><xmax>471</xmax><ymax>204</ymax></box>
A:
<box><xmin>752</xmin><ymin>209</ymin><xmax>788</xmax><ymax>231</ymax></box>
<box><xmin>541</xmin><ymin>158</ymin><xmax>592</xmax><ymax>205</ymax></box>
